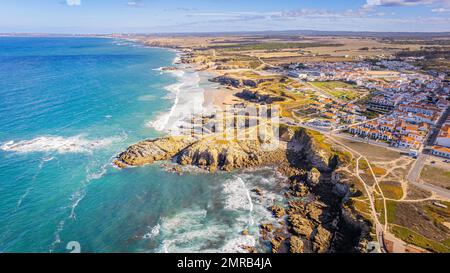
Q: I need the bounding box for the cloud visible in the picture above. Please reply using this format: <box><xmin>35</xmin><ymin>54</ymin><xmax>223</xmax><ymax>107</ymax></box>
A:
<box><xmin>127</xmin><ymin>0</ymin><xmax>144</xmax><ymax>7</ymax></box>
<box><xmin>431</xmin><ymin>7</ymin><xmax>450</xmax><ymax>11</ymax></box>
<box><xmin>362</xmin><ymin>0</ymin><xmax>450</xmax><ymax>9</ymax></box>
<box><xmin>66</xmin><ymin>0</ymin><xmax>81</xmax><ymax>6</ymax></box>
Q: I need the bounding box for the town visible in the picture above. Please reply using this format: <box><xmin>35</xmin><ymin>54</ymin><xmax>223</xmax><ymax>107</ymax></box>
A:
<box><xmin>284</xmin><ymin>59</ymin><xmax>450</xmax><ymax>160</ymax></box>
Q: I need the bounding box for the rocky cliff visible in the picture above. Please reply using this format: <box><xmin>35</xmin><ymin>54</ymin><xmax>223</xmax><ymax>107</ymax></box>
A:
<box><xmin>210</xmin><ymin>75</ymin><xmax>275</xmax><ymax>89</ymax></box>
<box><xmin>114</xmin><ymin>136</ymin><xmax>196</xmax><ymax>168</ymax></box>
<box><xmin>114</xmin><ymin>135</ymin><xmax>287</xmax><ymax>172</ymax></box>
<box><xmin>114</xmin><ymin>126</ymin><xmax>370</xmax><ymax>253</ymax></box>
<box><xmin>235</xmin><ymin>89</ymin><xmax>285</xmax><ymax>104</ymax></box>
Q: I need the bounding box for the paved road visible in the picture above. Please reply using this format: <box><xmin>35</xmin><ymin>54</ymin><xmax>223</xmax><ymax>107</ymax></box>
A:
<box><xmin>407</xmin><ymin>153</ymin><xmax>428</xmax><ymax>183</ymax></box>
<box><xmin>426</xmin><ymin>106</ymin><xmax>450</xmax><ymax>146</ymax></box>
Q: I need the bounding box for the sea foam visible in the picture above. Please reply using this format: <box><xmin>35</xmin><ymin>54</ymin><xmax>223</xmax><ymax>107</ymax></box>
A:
<box><xmin>146</xmin><ymin>68</ymin><xmax>205</xmax><ymax>135</ymax></box>
<box><xmin>223</xmin><ymin>176</ymin><xmax>254</xmax><ymax>212</ymax></box>
<box><xmin>1</xmin><ymin>135</ymin><xmax>123</xmax><ymax>154</ymax></box>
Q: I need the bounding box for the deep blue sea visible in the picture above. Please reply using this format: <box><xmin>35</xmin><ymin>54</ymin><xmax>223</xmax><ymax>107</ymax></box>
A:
<box><xmin>0</xmin><ymin>37</ymin><xmax>286</xmax><ymax>253</ymax></box>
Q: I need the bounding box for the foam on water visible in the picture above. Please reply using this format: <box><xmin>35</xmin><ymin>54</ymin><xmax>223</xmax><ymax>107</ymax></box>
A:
<box><xmin>152</xmin><ymin>170</ymin><xmax>288</xmax><ymax>253</ymax></box>
<box><xmin>50</xmin><ymin>159</ymin><xmax>113</xmax><ymax>251</ymax></box>
<box><xmin>146</xmin><ymin>68</ymin><xmax>205</xmax><ymax>135</ymax></box>
<box><xmin>223</xmin><ymin>176</ymin><xmax>254</xmax><ymax>212</ymax></box>
<box><xmin>143</xmin><ymin>223</ymin><xmax>161</xmax><ymax>240</ymax></box>
<box><xmin>155</xmin><ymin>207</ymin><xmax>258</xmax><ymax>253</ymax></box>
<box><xmin>15</xmin><ymin>158</ymin><xmax>48</xmax><ymax>210</ymax></box>
<box><xmin>1</xmin><ymin>135</ymin><xmax>125</xmax><ymax>154</ymax></box>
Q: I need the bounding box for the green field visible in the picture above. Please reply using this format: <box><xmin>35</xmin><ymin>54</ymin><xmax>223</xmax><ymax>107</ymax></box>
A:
<box><xmin>211</xmin><ymin>42</ymin><xmax>343</xmax><ymax>51</ymax></box>
<box><xmin>311</xmin><ymin>81</ymin><xmax>363</xmax><ymax>101</ymax></box>
<box><xmin>391</xmin><ymin>225</ymin><xmax>450</xmax><ymax>253</ymax></box>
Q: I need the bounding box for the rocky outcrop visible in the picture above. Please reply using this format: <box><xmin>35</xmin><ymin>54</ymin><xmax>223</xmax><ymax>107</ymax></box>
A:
<box><xmin>289</xmin><ymin>214</ymin><xmax>314</xmax><ymax>238</ymax></box>
<box><xmin>210</xmin><ymin>75</ymin><xmax>274</xmax><ymax>88</ymax></box>
<box><xmin>270</xmin><ymin>236</ymin><xmax>285</xmax><ymax>253</ymax></box>
<box><xmin>114</xmin><ymin>136</ymin><xmax>196</xmax><ymax>167</ymax></box>
<box><xmin>287</xmin><ymin>128</ymin><xmax>333</xmax><ymax>171</ymax></box>
<box><xmin>235</xmin><ymin>90</ymin><xmax>285</xmax><ymax>104</ymax></box>
<box><xmin>114</xmin><ymin>125</ymin><xmax>370</xmax><ymax>253</ymax></box>
<box><xmin>271</xmin><ymin>205</ymin><xmax>286</xmax><ymax>219</ymax></box>
<box><xmin>210</xmin><ymin>76</ymin><xmax>242</xmax><ymax>88</ymax></box>
<box><xmin>115</xmin><ymin>133</ymin><xmax>287</xmax><ymax>172</ymax></box>
<box><xmin>312</xmin><ymin>225</ymin><xmax>332</xmax><ymax>253</ymax></box>
<box><xmin>289</xmin><ymin>236</ymin><xmax>304</xmax><ymax>253</ymax></box>
<box><xmin>307</xmin><ymin>168</ymin><xmax>321</xmax><ymax>186</ymax></box>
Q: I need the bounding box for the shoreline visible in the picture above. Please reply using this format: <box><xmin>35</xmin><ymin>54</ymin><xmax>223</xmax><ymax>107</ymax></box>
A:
<box><xmin>113</xmin><ymin>37</ymin><xmax>371</xmax><ymax>254</ymax></box>
<box><xmin>142</xmin><ymin>44</ymin><xmax>244</xmax><ymax>135</ymax></box>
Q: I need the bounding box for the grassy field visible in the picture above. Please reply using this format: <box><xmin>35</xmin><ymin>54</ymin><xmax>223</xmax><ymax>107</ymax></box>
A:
<box><xmin>391</xmin><ymin>225</ymin><xmax>450</xmax><ymax>253</ymax></box>
<box><xmin>420</xmin><ymin>165</ymin><xmax>450</xmax><ymax>190</ymax></box>
<box><xmin>334</xmin><ymin>137</ymin><xmax>401</xmax><ymax>161</ymax></box>
<box><xmin>379</xmin><ymin>181</ymin><xmax>403</xmax><ymax>200</ymax></box>
<box><xmin>310</xmin><ymin>81</ymin><xmax>363</xmax><ymax>101</ymax></box>
<box><xmin>371</xmin><ymin>165</ymin><xmax>387</xmax><ymax>176</ymax></box>
<box><xmin>385</xmin><ymin>200</ymin><xmax>398</xmax><ymax>223</ymax></box>
<box><xmin>211</xmin><ymin>42</ymin><xmax>343</xmax><ymax>51</ymax></box>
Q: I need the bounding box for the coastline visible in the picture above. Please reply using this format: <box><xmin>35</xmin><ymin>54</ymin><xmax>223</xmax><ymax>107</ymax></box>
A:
<box><xmin>113</xmin><ymin>37</ymin><xmax>371</xmax><ymax>253</ymax></box>
<box><xmin>142</xmin><ymin>45</ymin><xmax>244</xmax><ymax>135</ymax></box>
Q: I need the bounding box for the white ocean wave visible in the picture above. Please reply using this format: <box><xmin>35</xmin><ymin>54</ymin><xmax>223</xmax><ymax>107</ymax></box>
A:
<box><xmin>221</xmin><ymin>235</ymin><xmax>256</xmax><ymax>253</ymax></box>
<box><xmin>146</xmin><ymin>69</ymin><xmax>205</xmax><ymax>135</ymax></box>
<box><xmin>1</xmin><ymin>134</ymin><xmax>124</xmax><ymax>154</ymax></box>
<box><xmin>156</xmin><ymin>207</ymin><xmax>261</xmax><ymax>253</ymax></box>
<box><xmin>223</xmin><ymin>176</ymin><xmax>254</xmax><ymax>212</ymax></box>
<box><xmin>143</xmin><ymin>223</ymin><xmax>161</xmax><ymax>240</ymax></box>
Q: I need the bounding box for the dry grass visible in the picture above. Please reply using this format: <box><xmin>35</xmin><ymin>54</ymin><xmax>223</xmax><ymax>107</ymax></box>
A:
<box><xmin>420</xmin><ymin>165</ymin><xmax>450</xmax><ymax>190</ymax></box>
<box><xmin>335</xmin><ymin>137</ymin><xmax>401</xmax><ymax>162</ymax></box>
<box><xmin>372</xmin><ymin>166</ymin><xmax>387</xmax><ymax>176</ymax></box>
<box><xmin>379</xmin><ymin>181</ymin><xmax>403</xmax><ymax>200</ymax></box>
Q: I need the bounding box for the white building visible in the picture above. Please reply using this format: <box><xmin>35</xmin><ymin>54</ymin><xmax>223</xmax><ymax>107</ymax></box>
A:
<box><xmin>431</xmin><ymin>146</ymin><xmax>450</xmax><ymax>159</ymax></box>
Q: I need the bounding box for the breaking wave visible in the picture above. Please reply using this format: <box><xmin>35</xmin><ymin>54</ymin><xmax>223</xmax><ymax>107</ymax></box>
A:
<box><xmin>146</xmin><ymin>69</ymin><xmax>205</xmax><ymax>135</ymax></box>
<box><xmin>223</xmin><ymin>176</ymin><xmax>254</xmax><ymax>212</ymax></box>
<box><xmin>1</xmin><ymin>134</ymin><xmax>125</xmax><ymax>154</ymax></box>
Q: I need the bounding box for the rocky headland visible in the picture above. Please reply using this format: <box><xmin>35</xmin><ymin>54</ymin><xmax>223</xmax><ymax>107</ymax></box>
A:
<box><xmin>114</xmin><ymin>126</ymin><xmax>371</xmax><ymax>253</ymax></box>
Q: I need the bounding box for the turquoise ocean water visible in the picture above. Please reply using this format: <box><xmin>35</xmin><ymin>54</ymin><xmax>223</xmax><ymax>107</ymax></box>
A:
<box><xmin>0</xmin><ymin>37</ymin><xmax>286</xmax><ymax>253</ymax></box>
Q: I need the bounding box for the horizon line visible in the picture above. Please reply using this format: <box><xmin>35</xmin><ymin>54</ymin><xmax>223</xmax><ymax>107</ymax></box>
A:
<box><xmin>1</xmin><ymin>28</ymin><xmax>450</xmax><ymax>37</ymax></box>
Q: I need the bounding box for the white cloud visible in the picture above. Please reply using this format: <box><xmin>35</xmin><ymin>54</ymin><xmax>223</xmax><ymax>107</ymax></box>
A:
<box><xmin>66</xmin><ymin>0</ymin><xmax>81</xmax><ymax>6</ymax></box>
<box><xmin>431</xmin><ymin>7</ymin><xmax>450</xmax><ymax>11</ymax></box>
<box><xmin>363</xmin><ymin>0</ymin><xmax>450</xmax><ymax>9</ymax></box>
<box><xmin>127</xmin><ymin>1</ymin><xmax>144</xmax><ymax>7</ymax></box>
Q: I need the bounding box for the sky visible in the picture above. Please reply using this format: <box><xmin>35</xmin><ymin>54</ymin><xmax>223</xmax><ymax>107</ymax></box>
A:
<box><xmin>0</xmin><ymin>0</ymin><xmax>450</xmax><ymax>33</ymax></box>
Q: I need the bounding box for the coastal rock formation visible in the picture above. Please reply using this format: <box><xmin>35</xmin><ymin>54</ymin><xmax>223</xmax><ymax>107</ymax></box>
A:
<box><xmin>312</xmin><ymin>225</ymin><xmax>332</xmax><ymax>253</ymax></box>
<box><xmin>177</xmin><ymin>138</ymin><xmax>281</xmax><ymax>172</ymax></box>
<box><xmin>210</xmin><ymin>75</ymin><xmax>267</xmax><ymax>88</ymax></box>
<box><xmin>115</xmin><ymin>134</ymin><xmax>287</xmax><ymax>172</ymax></box>
<box><xmin>210</xmin><ymin>75</ymin><xmax>241</xmax><ymax>88</ymax></box>
<box><xmin>288</xmin><ymin>129</ymin><xmax>333</xmax><ymax>171</ymax></box>
<box><xmin>271</xmin><ymin>205</ymin><xmax>286</xmax><ymax>219</ymax></box>
<box><xmin>114</xmin><ymin>136</ymin><xmax>196</xmax><ymax>167</ymax></box>
<box><xmin>270</xmin><ymin>236</ymin><xmax>285</xmax><ymax>253</ymax></box>
<box><xmin>289</xmin><ymin>214</ymin><xmax>314</xmax><ymax>238</ymax></box>
<box><xmin>114</xmin><ymin>126</ymin><xmax>371</xmax><ymax>253</ymax></box>
<box><xmin>289</xmin><ymin>236</ymin><xmax>304</xmax><ymax>253</ymax></box>
<box><xmin>235</xmin><ymin>89</ymin><xmax>285</xmax><ymax>104</ymax></box>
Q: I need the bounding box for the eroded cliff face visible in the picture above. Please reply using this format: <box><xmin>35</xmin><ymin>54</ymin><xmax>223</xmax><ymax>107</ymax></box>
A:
<box><xmin>114</xmin><ymin>136</ymin><xmax>196</xmax><ymax>168</ymax></box>
<box><xmin>114</xmin><ymin>128</ymin><xmax>290</xmax><ymax>172</ymax></box>
<box><xmin>177</xmin><ymin>139</ymin><xmax>288</xmax><ymax>172</ymax></box>
<box><xmin>113</xmin><ymin>127</ymin><xmax>370</xmax><ymax>253</ymax></box>
<box><xmin>288</xmin><ymin>129</ymin><xmax>334</xmax><ymax>171</ymax></box>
